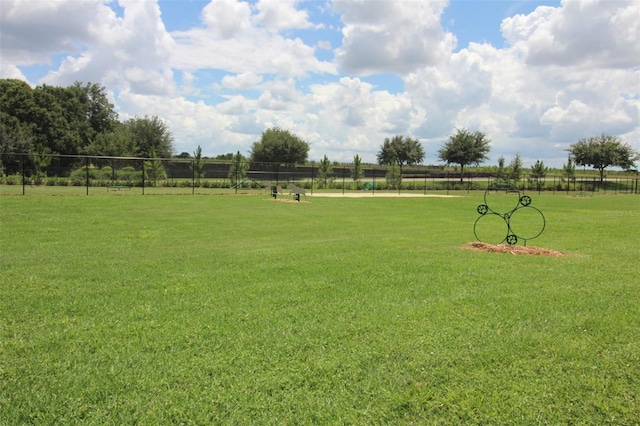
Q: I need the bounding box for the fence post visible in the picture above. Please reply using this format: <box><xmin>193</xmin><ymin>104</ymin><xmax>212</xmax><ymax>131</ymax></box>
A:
<box><xmin>85</xmin><ymin>156</ymin><xmax>90</xmax><ymax>195</ymax></box>
<box><xmin>310</xmin><ymin>164</ymin><xmax>315</xmax><ymax>195</ymax></box>
<box><xmin>141</xmin><ymin>159</ymin><xmax>145</xmax><ymax>195</ymax></box>
<box><xmin>342</xmin><ymin>166</ymin><xmax>346</xmax><ymax>195</ymax></box>
<box><xmin>22</xmin><ymin>155</ymin><xmax>26</xmax><ymax>195</ymax></box>
<box><xmin>192</xmin><ymin>160</ymin><xmax>195</xmax><ymax>195</ymax></box>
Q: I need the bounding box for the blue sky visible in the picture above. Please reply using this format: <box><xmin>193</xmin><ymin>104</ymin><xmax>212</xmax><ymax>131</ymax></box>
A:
<box><xmin>1</xmin><ymin>0</ymin><xmax>638</xmax><ymax>167</ymax></box>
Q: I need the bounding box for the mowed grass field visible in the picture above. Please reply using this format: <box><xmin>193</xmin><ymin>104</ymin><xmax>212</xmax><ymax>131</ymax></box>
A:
<box><xmin>1</xmin><ymin>192</ymin><xmax>638</xmax><ymax>424</ymax></box>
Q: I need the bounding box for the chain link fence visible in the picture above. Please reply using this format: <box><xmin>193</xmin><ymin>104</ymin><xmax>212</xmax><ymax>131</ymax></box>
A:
<box><xmin>1</xmin><ymin>152</ymin><xmax>638</xmax><ymax>196</ymax></box>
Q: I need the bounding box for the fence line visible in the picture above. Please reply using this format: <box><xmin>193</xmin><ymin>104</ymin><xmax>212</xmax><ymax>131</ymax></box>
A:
<box><xmin>1</xmin><ymin>152</ymin><xmax>638</xmax><ymax>195</ymax></box>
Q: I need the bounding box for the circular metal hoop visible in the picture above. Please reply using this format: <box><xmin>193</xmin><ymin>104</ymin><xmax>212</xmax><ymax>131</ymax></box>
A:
<box><xmin>474</xmin><ymin>182</ymin><xmax>546</xmax><ymax>245</ymax></box>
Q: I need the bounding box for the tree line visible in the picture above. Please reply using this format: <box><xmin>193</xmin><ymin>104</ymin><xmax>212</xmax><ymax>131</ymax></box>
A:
<box><xmin>0</xmin><ymin>79</ymin><xmax>173</xmax><ymax>173</ymax></box>
<box><xmin>1</xmin><ymin>79</ymin><xmax>637</xmax><ymax>182</ymax></box>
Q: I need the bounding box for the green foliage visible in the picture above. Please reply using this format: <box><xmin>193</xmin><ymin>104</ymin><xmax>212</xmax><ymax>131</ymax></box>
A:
<box><xmin>385</xmin><ymin>162</ymin><xmax>402</xmax><ymax>189</ymax></box>
<box><xmin>126</xmin><ymin>115</ymin><xmax>174</xmax><ymax>159</ymax></box>
<box><xmin>316</xmin><ymin>155</ymin><xmax>333</xmax><ymax>189</ymax></box>
<box><xmin>84</xmin><ymin>123</ymin><xmax>135</xmax><ymax>157</ymax></box>
<box><xmin>0</xmin><ymin>78</ymin><xmax>176</xmax><ymax>160</ymax></box>
<box><xmin>351</xmin><ymin>154</ymin><xmax>364</xmax><ymax>184</ymax></box>
<box><xmin>250</xmin><ymin>127</ymin><xmax>309</xmax><ymax>165</ymax></box>
<box><xmin>376</xmin><ymin>135</ymin><xmax>424</xmax><ymax>167</ymax></box>
<box><xmin>144</xmin><ymin>147</ymin><xmax>167</xmax><ymax>186</ymax></box>
<box><xmin>191</xmin><ymin>145</ymin><xmax>206</xmax><ymax>184</ymax></box>
<box><xmin>30</xmin><ymin>148</ymin><xmax>52</xmax><ymax>185</ymax></box>
<box><xmin>438</xmin><ymin>128</ymin><xmax>491</xmax><ymax>181</ymax></box>
<box><xmin>496</xmin><ymin>156</ymin><xmax>506</xmax><ymax>179</ymax></box>
<box><xmin>568</xmin><ymin>133</ymin><xmax>639</xmax><ymax>181</ymax></box>
<box><xmin>228</xmin><ymin>151</ymin><xmax>249</xmax><ymax>185</ymax></box>
<box><xmin>508</xmin><ymin>153</ymin><xmax>523</xmax><ymax>181</ymax></box>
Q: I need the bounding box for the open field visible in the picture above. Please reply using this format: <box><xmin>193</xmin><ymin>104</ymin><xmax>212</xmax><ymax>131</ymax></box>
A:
<box><xmin>1</xmin><ymin>193</ymin><xmax>639</xmax><ymax>424</ymax></box>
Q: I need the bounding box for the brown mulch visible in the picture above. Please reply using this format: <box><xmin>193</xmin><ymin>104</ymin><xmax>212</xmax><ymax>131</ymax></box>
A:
<box><xmin>462</xmin><ymin>241</ymin><xmax>566</xmax><ymax>257</ymax></box>
<box><xmin>268</xmin><ymin>197</ymin><xmax>310</xmax><ymax>204</ymax></box>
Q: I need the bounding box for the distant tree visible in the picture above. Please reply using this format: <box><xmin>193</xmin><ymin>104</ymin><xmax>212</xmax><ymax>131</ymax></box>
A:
<box><xmin>568</xmin><ymin>133</ymin><xmax>638</xmax><ymax>181</ymax></box>
<box><xmin>376</xmin><ymin>135</ymin><xmax>424</xmax><ymax>169</ymax></box>
<box><xmin>84</xmin><ymin>122</ymin><xmax>134</xmax><ymax>157</ymax></box>
<box><xmin>176</xmin><ymin>152</ymin><xmax>191</xmax><ymax>159</ymax></box>
<box><xmin>529</xmin><ymin>159</ymin><xmax>548</xmax><ymax>191</ymax></box>
<box><xmin>191</xmin><ymin>145</ymin><xmax>206</xmax><ymax>185</ymax></box>
<box><xmin>562</xmin><ymin>154</ymin><xmax>576</xmax><ymax>190</ymax></box>
<box><xmin>30</xmin><ymin>146</ymin><xmax>52</xmax><ymax>185</ymax></box>
<box><xmin>0</xmin><ymin>112</ymin><xmax>34</xmax><ymax>155</ymax></box>
<box><xmin>530</xmin><ymin>160</ymin><xmax>548</xmax><ymax>179</ymax></box>
<box><xmin>229</xmin><ymin>151</ymin><xmax>249</xmax><ymax>186</ymax></box>
<box><xmin>250</xmin><ymin>127</ymin><xmax>309</xmax><ymax>165</ymax></box>
<box><xmin>144</xmin><ymin>146</ymin><xmax>166</xmax><ymax>186</ymax></box>
<box><xmin>386</xmin><ymin>162</ymin><xmax>402</xmax><ymax>190</ymax></box>
<box><xmin>125</xmin><ymin>115</ymin><xmax>174</xmax><ymax>159</ymax></box>
<box><xmin>316</xmin><ymin>154</ymin><xmax>333</xmax><ymax>189</ymax></box>
<box><xmin>74</xmin><ymin>81</ymin><xmax>118</xmax><ymax>136</ymax></box>
<box><xmin>496</xmin><ymin>156</ymin><xmax>506</xmax><ymax>180</ymax></box>
<box><xmin>214</xmin><ymin>153</ymin><xmax>234</xmax><ymax>160</ymax></box>
<box><xmin>508</xmin><ymin>154</ymin><xmax>523</xmax><ymax>181</ymax></box>
<box><xmin>438</xmin><ymin>128</ymin><xmax>491</xmax><ymax>182</ymax></box>
<box><xmin>351</xmin><ymin>154</ymin><xmax>364</xmax><ymax>188</ymax></box>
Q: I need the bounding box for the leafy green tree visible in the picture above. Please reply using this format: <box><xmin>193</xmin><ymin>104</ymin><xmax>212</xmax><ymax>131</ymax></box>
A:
<box><xmin>30</xmin><ymin>146</ymin><xmax>52</xmax><ymax>185</ymax></box>
<box><xmin>215</xmin><ymin>153</ymin><xmax>234</xmax><ymax>160</ymax></box>
<box><xmin>84</xmin><ymin>122</ymin><xmax>134</xmax><ymax>157</ymax></box>
<box><xmin>562</xmin><ymin>155</ymin><xmax>576</xmax><ymax>190</ymax></box>
<box><xmin>0</xmin><ymin>112</ymin><xmax>34</xmax><ymax>154</ymax></box>
<box><xmin>0</xmin><ymin>79</ymin><xmax>118</xmax><ymax>157</ymax></box>
<box><xmin>530</xmin><ymin>160</ymin><xmax>548</xmax><ymax>178</ymax></box>
<box><xmin>568</xmin><ymin>133</ymin><xmax>638</xmax><ymax>181</ymax></box>
<box><xmin>125</xmin><ymin>115</ymin><xmax>174</xmax><ymax>159</ymax></box>
<box><xmin>144</xmin><ymin>146</ymin><xmax>166</xmax><ymax>186</ymax></box>
<box><xmin>351</xmin><ymin>154</ymin><xmax>364</xmax><ymax>188</ymax></box>
<box><xmin>75</xmin><ymin>81</ymin><xmax>118</xmax><ymax>135</ymax></box>
<box><xmin>316</xmin><ymin>154</ymin><xmax>333</xmax><ymax>189</ymax></box>
<box><xmin>229</xmin><ymin>151</ymin><xmax>249</xmax><ymax>186</ymax></box>
<box><xmin>438</xmin><ymin>128</ymin><xmax>491</xmax><ymax>182</ymax></box>
<box><xmin>376</xmin><ymin>135</ymin><xmax>424</xmax><ymax>169</ymax></box>
<box><xmin>250</xmin><ymin>127</ymin><xmax>309</xmax><ymax>165</ymax></box>
<box><xmin>191</xmin><ymin>145</ymin><xmax>206</xmax><ymax>185</ymax></box>
<box><xmin>529</xmin><ymin>159</ymin><xmax>548</xmax><ymax>191</ymax></box>
<box><xmin>386</xmin><ymin>162</ymin><xmax>402</xmax><ymax>190</ymax></box>
<box><xmin>509</xmin><ymin>153</ymin><xmax>523</xmax><ymax>181</ymax></box>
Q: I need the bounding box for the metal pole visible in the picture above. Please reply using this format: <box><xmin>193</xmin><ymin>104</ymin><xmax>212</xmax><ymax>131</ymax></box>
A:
<box><xmin>342</xmin><ymin>166</ymin><xmax>345</xmax><ymax>195</ymax></box>
<box><xmin>424</xmin><ymin>168</ymin><xmax>427</xmax><ymax>195</ymax></box>
<box><xmin>22</xmin><ymin>155</ymin><xmax>26</xmax><ymax>196</ymax></box>
<box><xmin>85</xmin><ymin>156</ymin><xmax>89</xmax><ymax>196</ymax></box>
<box><xmin>141</xmin><ymin>159</ymin><xmax>145</xmax><ymax>195</ymax></box>
<box><xmin>192</xmin><ymin>160</ymin><xmax>195</xmax><ymax>195</ymax></box>
<box><xmin>310</xmin><ymin>164</ymin><xmax>314</xmax><ymax>195</ymax></box>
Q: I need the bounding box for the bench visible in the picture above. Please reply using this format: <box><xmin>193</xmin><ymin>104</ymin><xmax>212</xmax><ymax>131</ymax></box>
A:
<box><xmin>107</xmin><ymin>185</ymin><xmax>131</xmax><ymax>191</ymax></box>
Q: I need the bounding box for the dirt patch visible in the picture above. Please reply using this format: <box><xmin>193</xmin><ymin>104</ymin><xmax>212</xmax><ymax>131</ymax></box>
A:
<box><xmin>268</xmin><ymin>197</ymin><xmax>311</xmax><ymax>204</ymax></box>
<box><xmin>462</xmin><ymin>241</ymin><xmax>566</xmax><ymax>257</ymax></box>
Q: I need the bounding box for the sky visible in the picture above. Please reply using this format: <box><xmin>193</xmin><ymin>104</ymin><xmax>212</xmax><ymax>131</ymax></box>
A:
<box><xmin>1</xmin><ymin>0</ymin><xmax>639</xmax><ymax>168</ymax></box>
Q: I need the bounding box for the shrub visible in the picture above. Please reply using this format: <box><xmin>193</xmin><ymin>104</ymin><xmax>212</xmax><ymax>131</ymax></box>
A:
<box><xmin>5</xmin><ymin>174</ymin><xmax>21</xmax><ymax>185</ymax></box>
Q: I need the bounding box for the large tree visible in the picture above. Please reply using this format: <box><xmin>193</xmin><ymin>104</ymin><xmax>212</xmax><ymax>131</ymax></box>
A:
<box><xmin>438</xmin><ymin>128</ymin><xmax>491</xmax><ymax>181</ymax></box>
<box><xmin>568</xmin><ymin>133</ymin><xmax>638</xmax><ymax>181</ymax></box>
<box><xmin>376</xmin><ymin>135</ymin><xmax>424</xmax><ymax>168</ymax></box>
<box><xmin>125</xmin><ymin>115</ymin><xmax>174</xmax><ymax>159</ymax></box>
<box><xmin>250</xmin><ymin>127</ymin><xmax>309</xmax><ymax>165</ymax></box>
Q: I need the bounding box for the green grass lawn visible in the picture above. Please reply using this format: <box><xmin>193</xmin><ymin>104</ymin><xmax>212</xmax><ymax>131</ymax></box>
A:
<box><xmin>1</xmin><ymin>193</ymin><xmax>638</xmax><ymax>424</ymax></box>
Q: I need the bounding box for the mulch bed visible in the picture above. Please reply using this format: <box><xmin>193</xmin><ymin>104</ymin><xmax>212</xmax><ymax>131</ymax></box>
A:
<box><xmin>462</xmin><ymin>241</ymin><xmax>566</xmax><ymax>257</ymax></box>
